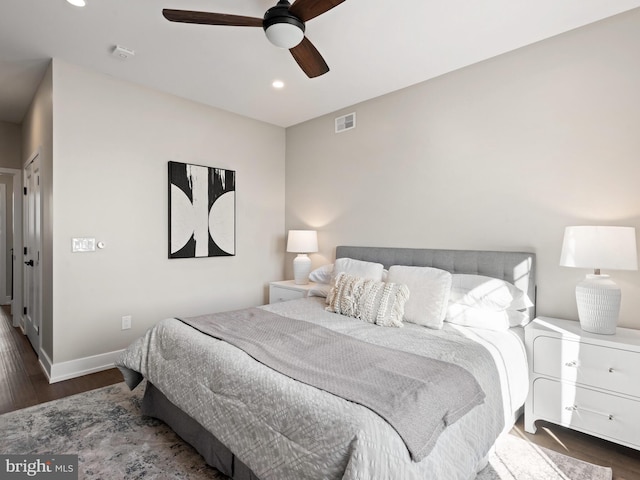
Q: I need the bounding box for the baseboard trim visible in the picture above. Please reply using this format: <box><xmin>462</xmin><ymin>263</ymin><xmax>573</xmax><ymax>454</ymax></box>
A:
<box><xmin>45</xmin><ymin>349</ymin><xmax>125</xmax><ymax>384</ymax></box>
<box><xmin>15</xmin><ymin>313</ymin><xmax>25</xmax><ymax>329</ymax></box>
<box><xmin>39</xmin><ymin>349</ymin><xmax>53</xmax><ymax>382</ymax></box>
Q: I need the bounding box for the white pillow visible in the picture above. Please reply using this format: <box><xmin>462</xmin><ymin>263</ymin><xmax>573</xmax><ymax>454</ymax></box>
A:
<box><xmin>446</xmin><ymin>304</ymin><xmax>510</xmax><ymax>331</ymax></box>
<box><xmin>308</xmin><ymin>284</ymin><xmax>331</xmax><ymax>298</ymax></box>
<box><xmin>507</xmin><ymin>309</ymin><xmax>531</xmax><ymax>327</ymax></box>
<box><xmin>310</xmin><ymin>261</ymin><xmax>382</xmax><ymax>285</ymax></box>
<box><xmin>387</xmin><ymin>265</ymin><xmax>452</xmax><ymax>329</ymax></box>
<box><xmin>446</xmin><ymin>304</ymin><xmax>530</xmax><ymax>330</ymax></box>
<box><xmin>449</xmin><ymin>274</ymin><xmax>533</xmax><ymax>312</ymax></box>
<box><xmin>332</xmin><ymin>258</ymin><xmax>384</xmax><ymax>282</ymax></box>
<box><xmin>309</xmin><ymin>264</ymin><xmax>334</xmax><ymax>284</ymax></box>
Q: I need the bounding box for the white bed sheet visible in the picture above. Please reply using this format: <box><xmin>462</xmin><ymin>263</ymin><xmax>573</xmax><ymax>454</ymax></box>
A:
<box><xmin>449</xmin><ymin>323</ymin><xmax>529</xmax><ymax>430</ymax></box>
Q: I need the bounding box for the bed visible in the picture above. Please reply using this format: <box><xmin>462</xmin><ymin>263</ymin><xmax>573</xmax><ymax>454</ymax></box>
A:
<box><xmin>117</xmin><ymin>246</ymin><xmax>536</xmax><ymax>480</ymax></box>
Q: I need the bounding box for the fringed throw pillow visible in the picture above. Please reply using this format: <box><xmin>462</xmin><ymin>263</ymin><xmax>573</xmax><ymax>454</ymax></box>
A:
<box><xmin>326</xmin><ymin>272</ymin><xmax>410</xmax><ymax>327</ymax></box>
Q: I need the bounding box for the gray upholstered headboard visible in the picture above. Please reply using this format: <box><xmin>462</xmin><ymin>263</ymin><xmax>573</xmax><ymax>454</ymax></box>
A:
<box><xmin>336</xmin><ymin>246</ymin><xmax>536</xmax><ymax>319</ymax></box>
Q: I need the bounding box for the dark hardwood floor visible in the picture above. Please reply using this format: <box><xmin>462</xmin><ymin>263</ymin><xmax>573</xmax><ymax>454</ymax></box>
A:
<box><xmin>1</xmin><ymin>305</ymin><xmax>639</xmax><ymax>478</ymax></box>
<box><xmin>0</xmin><ymin>304</ymin><xmax>122</xmax><ymax>415</ymax></box>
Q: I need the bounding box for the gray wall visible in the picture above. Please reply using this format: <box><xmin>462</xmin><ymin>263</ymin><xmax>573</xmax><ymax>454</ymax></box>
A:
<box><xmin>0</xmin><ymin>175</ymin><xmax>14</xmax><ymax>301</ymax></box>
<box><xmin>285</xmin><ymin>9</ymin><xmax>640</xmax><ymax>328</ymax></box>
<box><xmin>0</xmin><ymin>122</ymin><xmax>22</xmax><ymax>302</ymax></box>
<box><xmin>22</xmin><ymin>63</ymin><xmax>53</xmax><ymax>356</ymax></box>
<box><xmin>0</xmin><ymin>121</ymin><xmax>22</xmax><ymax>169</ymax></box>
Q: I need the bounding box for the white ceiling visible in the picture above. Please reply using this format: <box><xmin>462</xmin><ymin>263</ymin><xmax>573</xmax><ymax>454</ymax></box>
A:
<box><xmin>2</xmin><ymin>0</ymin><xmax>640</xmax><ymax>127</ymax></box>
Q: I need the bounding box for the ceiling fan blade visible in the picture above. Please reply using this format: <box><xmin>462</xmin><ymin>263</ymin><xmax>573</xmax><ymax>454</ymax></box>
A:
<box><xmin>162</xmin><ymin>9</ymin><xmax>263</xmax><ymax>27</ymax></box>
<box><xmin>289</xmin><ymin>0</ymin><xmax>345</xmax><ymax>22</ymax></box>
<box><xmin>290</xmin><ymin>37</ymin><xmax>329</xmax><ymax>78</ymax></box>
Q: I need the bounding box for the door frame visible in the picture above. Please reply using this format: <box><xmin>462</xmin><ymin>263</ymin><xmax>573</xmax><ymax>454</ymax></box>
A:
<box><xmin>0</xmin><ymin>166</ymin><xmax>23</xmax><ymax>327</ymax></box>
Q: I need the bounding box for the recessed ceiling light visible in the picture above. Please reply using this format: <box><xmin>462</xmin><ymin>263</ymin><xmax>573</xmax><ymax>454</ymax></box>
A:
<box><xmin>272</xmin><ymin>80</ymin><xmax>285</xmax><ymax>89</ymax></box>
<box><xmin>67</xmin><ymin>0</ymin><xmax>86</xmax><ymax>6</ymax></box>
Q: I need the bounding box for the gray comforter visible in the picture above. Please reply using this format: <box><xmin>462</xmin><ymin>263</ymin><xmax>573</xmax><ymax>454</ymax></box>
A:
<box><xmin>178</xmin><ymin>307</ymin><xmax>485</xmax><ymax>461</ymax></box>
<box><xmin>117</xmin><ymin>297</ymin><xmax>504</xmax><ymax>480</ymax></box>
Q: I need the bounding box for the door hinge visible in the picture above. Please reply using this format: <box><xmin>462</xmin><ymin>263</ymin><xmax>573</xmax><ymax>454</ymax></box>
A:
<box><xmin>24</xmin><ymin>247</ymin><xmax>27</xmax><ymax>255</ymax></box>
<box><xmin>23</xmin><ymin>187</ymin><xmax>27</xmax><ymax>195</ymax></box>
<box><xmin>23</xmin><ymin>306</ymin><xmax>27</xmax><ymax>315</ymax></box>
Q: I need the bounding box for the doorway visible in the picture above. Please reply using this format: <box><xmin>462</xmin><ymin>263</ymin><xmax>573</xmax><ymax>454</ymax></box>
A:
<box><xmin>23</xmin><ymin>154</ymin><xmax>41</xmax><ymax>354</ymax></box>
<box><xmin>0</xmin><ymin>167</ymin><xmax>22</xmax><ymax>327</ymax></box>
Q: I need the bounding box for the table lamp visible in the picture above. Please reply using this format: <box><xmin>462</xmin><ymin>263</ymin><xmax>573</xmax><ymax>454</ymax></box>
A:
<box><xmin>559</xmin><ymin>226</ymin><xmax>637</xmax><ymax>334</ymax></box>
<box><xmin>286</xmin><ymin>230</ymin><xmax>318</xmax><ymax>285</ymax></box>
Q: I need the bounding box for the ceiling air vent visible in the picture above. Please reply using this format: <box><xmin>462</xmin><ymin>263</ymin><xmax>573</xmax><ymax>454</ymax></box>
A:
<box><xmin>335</xmin><ymin>112</ymin><xmax>356</xmax><ymax>133</ymax></box>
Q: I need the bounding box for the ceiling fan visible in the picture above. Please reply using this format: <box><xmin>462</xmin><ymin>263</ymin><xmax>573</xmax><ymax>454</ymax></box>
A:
<box><xmin>162</xmin><ymin>0</ymin><xmax>346</xmax><ymax>78</ymax></box>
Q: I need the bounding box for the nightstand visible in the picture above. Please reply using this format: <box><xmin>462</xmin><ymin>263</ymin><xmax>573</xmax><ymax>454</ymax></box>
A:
<box><xmin>524</xmin><ymin>316</ymin><xmax>640</xmax><ymax>451</ymax></box>
<box><xmin>268</xmin><ymin>280</ymin><xmax>318</xmax><ymax>304</ymax></box>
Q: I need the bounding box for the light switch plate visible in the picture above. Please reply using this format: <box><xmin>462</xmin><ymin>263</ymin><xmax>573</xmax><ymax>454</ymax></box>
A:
<box><xmin>72</xmin><ymin>237</ymin><xmax>96</xmax><ymax>252</ymax></box>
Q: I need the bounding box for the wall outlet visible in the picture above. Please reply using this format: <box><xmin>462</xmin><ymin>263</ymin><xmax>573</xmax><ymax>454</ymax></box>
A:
<box><xmin>121</xmin><ymin>315</ymin><xmax>132</xmax><ymax>330</ymax></box>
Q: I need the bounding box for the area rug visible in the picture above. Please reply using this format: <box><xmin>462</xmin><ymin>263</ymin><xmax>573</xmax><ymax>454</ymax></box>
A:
<box><xmin>0</xmin><ymin>382</ymin><xmax>613</xmax><ymax>480</ymax></box>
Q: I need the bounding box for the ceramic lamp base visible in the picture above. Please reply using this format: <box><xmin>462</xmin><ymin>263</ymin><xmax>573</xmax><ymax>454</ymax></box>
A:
<box><xmin>576</xmin><ymin>274</ymin><xmax>620</xmax><ymax>335</ymax></box>
<box><xmin>293</xmin><ymin>254</ymin><xmax>311</xmax><ymax>285</ymax></box>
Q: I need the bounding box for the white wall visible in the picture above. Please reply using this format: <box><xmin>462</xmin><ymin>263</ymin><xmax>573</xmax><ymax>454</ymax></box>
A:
<box><xmin>285</xmin><ymin>10</ymin><xmax>640</xmax><ymax>329</ymax></box>
<box><xmin>51</xmin><ymin>60</ymin><xmax>285</xmax><ymax>363</ymax></box>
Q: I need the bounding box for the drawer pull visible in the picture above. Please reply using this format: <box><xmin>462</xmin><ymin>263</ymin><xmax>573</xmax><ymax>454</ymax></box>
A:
<box><xmin>565</xmin><ymin>404</ymin><xmax>613</xmax><ymax>421</ymax></box>
<box><xmin>565</xmin><ymin>360</ymin><xmax>578</xmax><ymax>368</ymax></box>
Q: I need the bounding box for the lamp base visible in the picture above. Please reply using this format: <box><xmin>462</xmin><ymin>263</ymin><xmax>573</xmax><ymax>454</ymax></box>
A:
<box><xmin>293</xmin><ymin>254</ymin><xmax>311</xmax><ymax>285</ymax></box>
<box><xmin>575</xmin><ymin>274</ymin><xmax>620</xmax><ymax>335</ymax></box>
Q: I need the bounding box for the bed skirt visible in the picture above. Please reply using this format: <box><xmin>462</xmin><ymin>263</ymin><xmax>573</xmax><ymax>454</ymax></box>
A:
<box><xmin>141</xmin><ymin>382</ymin><xmax>260</xmax><ymax>480</ymax></box>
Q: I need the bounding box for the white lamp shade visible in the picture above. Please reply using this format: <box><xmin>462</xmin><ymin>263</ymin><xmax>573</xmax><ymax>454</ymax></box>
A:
<box><xmin>286</xmin><ymin>230</ymin><xmax>318</xmax><ymax>253</ymax></box>
<box><xmin>265</xmin><ymin>23</ymin><xmax>304</xmax><ymax>49</ymax></box>
<box><xmin>560</xmin><ymin>226</ymin><xmax>638</xmax><ymax>271</ymax></box>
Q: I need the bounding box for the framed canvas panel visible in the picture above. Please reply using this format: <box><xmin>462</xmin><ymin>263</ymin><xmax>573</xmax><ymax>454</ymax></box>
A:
<box><xmin>168</xmin><ymin>161</ymin><xmax>236</xmax><ymax>258</ymax></box>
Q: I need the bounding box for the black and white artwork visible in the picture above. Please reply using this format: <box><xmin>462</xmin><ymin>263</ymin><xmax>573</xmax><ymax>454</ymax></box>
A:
<box><xmin>168</xmin><ymin>161</ymin><xmax>236</xmax><ymax>258</ymax></box>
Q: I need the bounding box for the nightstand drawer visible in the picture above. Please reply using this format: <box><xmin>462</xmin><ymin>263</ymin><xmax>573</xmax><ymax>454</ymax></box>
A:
<box><xmin>532</xmin><ymin>378</ymin><xmax>640</xmax><ymax>448</ymax></box>
<box><xmin>533</xmin><ymin>335</ymin><xmax>640</xmax><ymax>398</ymax></box>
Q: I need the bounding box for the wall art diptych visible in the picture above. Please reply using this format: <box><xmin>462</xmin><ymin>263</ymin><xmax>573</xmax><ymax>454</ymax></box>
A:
<box><xmin>168</xmin><ymin>161</ymin><xmax>236</xmax><ymax>258</ymax></box>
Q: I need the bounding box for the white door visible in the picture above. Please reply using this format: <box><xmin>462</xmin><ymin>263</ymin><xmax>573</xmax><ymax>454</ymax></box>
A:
<box><xmin>23</xmin><ymin>155</ymin><xmax>41</xmax><ymax>353</ymax></box>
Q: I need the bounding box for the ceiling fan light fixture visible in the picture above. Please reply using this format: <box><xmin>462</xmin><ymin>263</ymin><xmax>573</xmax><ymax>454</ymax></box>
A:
<box><xmin>66</xmin><ymin>0</ymin><xmax>86</xmax><ymax>6</ymax></box>
<box><xmin>263</xmin><ymin>0</ymin><xmax>305</xmax><ymax>49</ymax></box>
<box><xmin>264</xmin><ymin>22</ymin><xmax>304</xmax><ymax>49</ymax></box>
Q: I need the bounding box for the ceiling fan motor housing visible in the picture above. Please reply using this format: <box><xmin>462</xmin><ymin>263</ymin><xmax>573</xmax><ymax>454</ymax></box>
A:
<box><xmin>263</xmin><ymin>0</ymin><xmax>306</xmax><ymax>36</ymax></box>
